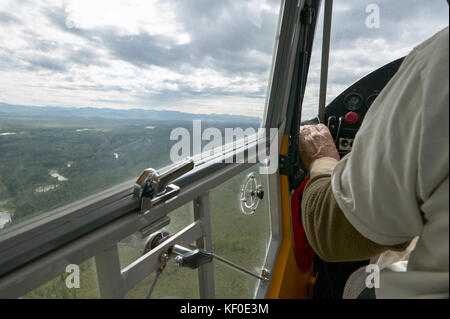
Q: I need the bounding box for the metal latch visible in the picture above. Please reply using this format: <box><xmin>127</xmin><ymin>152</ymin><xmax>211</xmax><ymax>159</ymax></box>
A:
<box><xmin>134</xmin><ymin>157</ymin><xmax>194</xmax><ymax>214</ymax></box>
<box><xmin>171</xmin><ymin>244</ymin><xmax>270</xmax><ymax>282</ymax></box>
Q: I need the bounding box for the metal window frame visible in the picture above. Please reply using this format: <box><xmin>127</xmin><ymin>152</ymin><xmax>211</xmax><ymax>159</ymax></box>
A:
<box><xmin>0</xmin><ymin>0</ymin><xmax>317</xmax><ymax>299</ymax></box>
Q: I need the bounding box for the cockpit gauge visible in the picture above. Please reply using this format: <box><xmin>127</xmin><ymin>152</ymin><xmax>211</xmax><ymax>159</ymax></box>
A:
<box><xmin>343</xmin><ymin>92</ymin><xmax>363</xmax><ymax>111</ymax></box>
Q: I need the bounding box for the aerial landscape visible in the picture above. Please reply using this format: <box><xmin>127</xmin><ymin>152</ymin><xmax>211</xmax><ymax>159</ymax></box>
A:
<box><xmin>0</xmin><ymin>103</ymin><xmax>269</xmax><ymax>298</ymax></box>
<box><xmin>0</xmin><ymin>102</ymin><xmax>260</xmax><ymax>230</ymax></box>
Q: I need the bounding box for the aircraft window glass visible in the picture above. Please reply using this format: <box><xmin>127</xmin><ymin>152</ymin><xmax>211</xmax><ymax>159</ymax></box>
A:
<box><xmin>302</xmin><ymin>0</ymin><xmax>449</xmax><ymax>120</ymax></box>
<box><xmin>0</xmin><ymin>0</ymin><xmax>281</xmax><ymax>233</ymax></box>
<box><xmin>121</xmin><ymin>165</ymin><xmax>272</xmax><ymax>299</ymax></box>
<box><xmin>119</xmin><ymin>203</ymin><xmax>199</xmax><ymax>299</ymax></box>
<box><xmin>118</xmin><ymin>203</ymin><xmax>194</xmax><ymax>269</ymax></box>
<box><xmin>125</xmin><ymin>259</ymin><xmax>200</xmax><ymax>299</ymax></box>
<box><xmin>210</xmin><ymin>165</ymin><xmax>271</xmax><ymax>298</ymax></box>
<box><xmin>22</xmin><ymin>258</ymin><xmax>100</xmax><ymax>299</ymax></box>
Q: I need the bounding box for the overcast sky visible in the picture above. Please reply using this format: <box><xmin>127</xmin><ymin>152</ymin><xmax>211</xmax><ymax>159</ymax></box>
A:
<box><xmin>302</xmin><ymin>0</ymin><xmax>449</xmax><ymax>119</ymax></box>
<box><xmin>0</xmin><ymin>0</ymin><xmax>448</xmax><ymax>119</ymax></box>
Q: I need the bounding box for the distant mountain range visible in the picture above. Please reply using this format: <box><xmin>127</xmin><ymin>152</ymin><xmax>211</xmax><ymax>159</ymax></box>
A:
<box><xmin>0</xmin><ymin>102</ymin><xmax>260</xmax><ymax>123</ymax></box>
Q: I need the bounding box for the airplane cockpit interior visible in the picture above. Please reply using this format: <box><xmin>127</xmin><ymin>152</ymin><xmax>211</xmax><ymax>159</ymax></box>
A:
<box><xmin>0</xmin><ymin>0</ymin><xmax>448</xmax><ymax>303</ymax></box>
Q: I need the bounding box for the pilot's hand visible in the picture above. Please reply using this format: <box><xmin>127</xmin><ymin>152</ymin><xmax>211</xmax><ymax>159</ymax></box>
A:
<box><xmin>298</xmin><ymin>124</ymin><xmax>340</xmax><ymax>171</ymax></box>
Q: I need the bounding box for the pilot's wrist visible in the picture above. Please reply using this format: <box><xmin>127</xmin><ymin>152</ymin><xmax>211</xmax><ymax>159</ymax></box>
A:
<box><xmin>309</xmin><ymin>157</ymin><xmax>339</xmax><ymax>179</ymax></box>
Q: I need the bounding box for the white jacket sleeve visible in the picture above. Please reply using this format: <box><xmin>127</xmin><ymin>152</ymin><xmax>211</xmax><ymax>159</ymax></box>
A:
<box><xmin>331</xmin><ymin>27</ymin><xmax>449</xmax><ymax>247</ymax></box>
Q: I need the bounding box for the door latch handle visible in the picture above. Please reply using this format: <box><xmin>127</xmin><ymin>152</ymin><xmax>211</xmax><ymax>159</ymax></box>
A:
<box><xmin>170</xmin><ymin>244</ymin><xmax>269</xmax><ymax>282</ymax></box>
<box><xmin>134</xmin><ymin>157</ymin><xmax>194</xmax><ymax>214</ymax></box>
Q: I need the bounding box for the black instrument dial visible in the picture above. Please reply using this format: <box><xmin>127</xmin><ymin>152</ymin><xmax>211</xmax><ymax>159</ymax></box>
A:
<box><xmin>344</xmin><ymin>93</ymin><xmax>363</xmax><ymax>111</ymax></box>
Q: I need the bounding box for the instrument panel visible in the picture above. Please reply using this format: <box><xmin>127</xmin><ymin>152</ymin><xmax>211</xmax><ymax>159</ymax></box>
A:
<box><xmin>324</xmin><ymin>57</ymin><xmax>404</xmax><ymax>157</ymax></box>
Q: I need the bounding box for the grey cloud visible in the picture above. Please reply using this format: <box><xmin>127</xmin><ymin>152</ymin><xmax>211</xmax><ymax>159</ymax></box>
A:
<box><xmin>21</xmin><ymin>29</ymin><xmax>61</xmax><ymax>53</ymax></box>
<box><xmin>98</xmin><ymin>30</ymin><xmax>273</xmax><ymax>76</ymax></box>
<box><xmin>41</xmin><ymin>1</ymin><xmax>280</xmax><ymax>77</ymax></box>
<box><xmin>0</xmin><ymin>12</ymin><xmax>21</xmax><ymax>25</ymax></box>
<box><xmin>99</xmin><ymin>32</ymin><xmax>188</xmax><ymax>68</ymax></box>
<box><xmin>0</xmin><ymin>49</ymin><xmax>13</xmax><ymax>65</ymax></box>
<box><xmin>90</xmin><ymin>98</ymin><xmax>131</xmax><ymax>105</ymax></box>
<box><xmin>2</xmin><ymin>0</ymin><xmax>446</xmax><ymax>114</ymax></box>
<box><xmin>134</xmin><ymin>84</ymin><xmax>266</xmax><ymax>108</ymax></box>
<box><xmin>26</xmin><ymin>56</ymin><xmax>67</xmax><ymax>72</ymax></box>
<box><xmin>21</xmin><ymin>50</ymin><xmax>103</xmax><ymax>73</ymax></box>
<box><xmin>304</xmin><ymin>0</ymin><xmax>448</xmax><ymax>101</ymax></box>
<box><xmin>1</xmin><ymin>6</ymin><xmax>108</xmax><ymax>72</ymax></box>
<box><xmin>53</xmin><ymin>84</ymin><xmax>128</xmax><ymax>92</ymax></box>
<box><xmin>23</xmin><ymin>0</ymin><xmax>281</xmax><ymax>101</ymax></box>
<box><xmin>307</xmin><ymin>72</ymin><xmax>367</xmax><ymax>88</ymax></box>
<box><xmin>68</xmin><ymin>48</ymin><xmax>109</xmax><ymax>67</ymax></box>
<box><xmin>42</xmin><ymin>6</ymin><xmax>74</xmax><ymax>34</ymax></box>
<box><xmin>329</xmin><ymin>0</ymin><xmax>449</xmax><ymax>50</ymax></box>
<box><xmin>171</xmin><ymin>1</ymin><xmax>279</xmax><ymax>74</ymax></box>
<box><xmin>34</xmin><ymin>40</ymin><xmax>60</xmax><ymax>53</ymax></box>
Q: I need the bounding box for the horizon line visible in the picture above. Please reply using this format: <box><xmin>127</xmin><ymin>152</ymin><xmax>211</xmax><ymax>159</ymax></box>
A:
<box><xmin>0</xmin><ymin>101</ymin><xmax>261</xmax><ymax>119</ymax></box>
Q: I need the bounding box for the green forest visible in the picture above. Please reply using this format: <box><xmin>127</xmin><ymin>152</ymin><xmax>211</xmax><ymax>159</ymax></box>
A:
<box><xmin>0</xmin><ymin>106</ymin><xmax>271</xmax><ymax>299</ymax></box>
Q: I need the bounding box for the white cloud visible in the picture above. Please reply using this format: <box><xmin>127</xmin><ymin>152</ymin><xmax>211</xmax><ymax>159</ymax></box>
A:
<box><xmin>0</xmin><ymin>0</ymin><xmax>448</xmax><ymax>119</ymax></box>
<box><xmin>64</xmin><ymin>0</ymin><xmax>191</xmax><ymax>44</ymax></box>
<box><xmin>0</xmin><ymin>0</ymin><xmax>281</xmax><ymax>117</ymax></box>
<box><xmin>301</xmin><ymin>0</ymin><xmax>448</xmax><ymax>119</ymax></box>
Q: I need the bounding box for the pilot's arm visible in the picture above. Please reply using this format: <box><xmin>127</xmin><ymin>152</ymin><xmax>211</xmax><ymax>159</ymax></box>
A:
<box><xmin>299</xmin><ymin>27</ymin><xmax>449</xmax><ymax>264</ymax></box>
<box><xmin>298</xmin><ymin>125</ymin><xmax>409</xmax><ymax>262</ymax></box>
